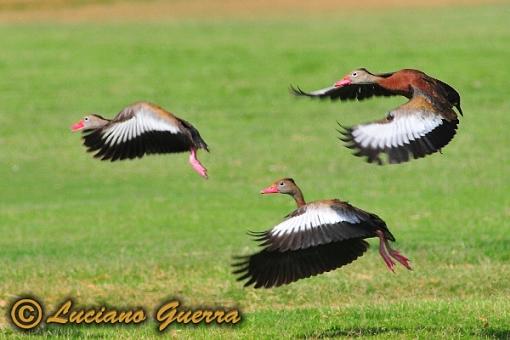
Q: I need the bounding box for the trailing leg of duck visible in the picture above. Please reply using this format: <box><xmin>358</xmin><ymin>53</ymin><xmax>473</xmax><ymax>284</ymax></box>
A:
<box><xmin>376</xmin><ymin>230</ymin><xmax>412</xmax><ymax>271</ymax></box>
<box><xmin>189</xmin><ymin>148</ymin><xmax>208</xmax><ymax>179</ymax></box>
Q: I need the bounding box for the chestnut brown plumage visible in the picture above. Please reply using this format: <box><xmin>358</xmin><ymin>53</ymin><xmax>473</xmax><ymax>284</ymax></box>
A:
<box><xmin>292</xmin><ymin>68</ymin><xmax>462</xmax><ymax>164</ymax></box>
<box><xmin>233</xmin><ymin>178</ymin><xmax>411</xmax><ymax>289</ymax></box>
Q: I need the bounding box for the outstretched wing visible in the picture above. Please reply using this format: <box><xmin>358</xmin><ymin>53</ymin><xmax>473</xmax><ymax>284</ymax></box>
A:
<box><xmin>232</xmin><ymin>239</ymin><xmax>369</xmax><ymax>288</ymax></box>
<box><xmin>249</xmin><ymin>202</ymin><xmax>386</xmax><ymax>252</ymax></box>
<box><xmin>290</xmin><ymin>81</ymin><xmax>398</xmax><ymax>102</ymax></box>
<box><xmin>82</xmin><ymin>104</ymin><xmax>193</xmax><ymax>161</ymax></box>
<box><xmin>339</xmin><ymin>96</ymin><xmax>459</xmax><ymax>165</ymax></box>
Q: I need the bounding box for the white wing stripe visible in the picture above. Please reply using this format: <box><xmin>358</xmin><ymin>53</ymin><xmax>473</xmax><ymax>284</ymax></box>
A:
<box><xmin>353</xmin><ymin>112</ymin><xmax>443</xmax><ymax>150</ymax></box>
<box><xmin>313</xmin><ymin>213</ymin><xmax>320</xmax><ymax>230</ymax></box>
<box><xmin>101</xmin><ymin>108</ymin><xmax>181</xmax><ymax>145</ymax></box>
<box><xmin>270</xmin><ymin>206</ymin><xmax>359</xmax><ymax>236</ymax></box>
<box><xmin>103</xmin><ymin>130</ymin><xmax>115</xmax><ymax>145</ymax></box>
<box><xmin>115</xmin><ymin>124</ymin><xmax>124</xmax><ymax>144</ymax></box>
<box><xmin>127</xmin><ymin>120</ymin><xmax>135</xmax><ymax>141</ymax></box>
<box><xmin>119</xmin><ymin>123</ymin><xmax>130</xmax><ymax>143</ymax></box>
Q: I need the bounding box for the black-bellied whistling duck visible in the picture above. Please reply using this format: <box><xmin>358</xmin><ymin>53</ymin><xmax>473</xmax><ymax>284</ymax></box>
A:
<box><xmin>71</xmin><ymin>101</ymin><xmax>209</xmax><ymax>178</ymax></box>
<box><xmin>291</xmin><ymin>68</ymin><xmax>462</xmax><ymax>165</ymax></box>
<box><xmin>233</xmin><ymin>178</ymin><xmax>411</xmax><ymax>288</ymax></box>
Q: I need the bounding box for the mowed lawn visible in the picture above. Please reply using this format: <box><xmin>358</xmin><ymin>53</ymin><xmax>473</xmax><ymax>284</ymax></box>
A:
<box><xmin>0</xmin><ymin>3</ymin><xmax>509</xmax><ymax>338</ymax></box>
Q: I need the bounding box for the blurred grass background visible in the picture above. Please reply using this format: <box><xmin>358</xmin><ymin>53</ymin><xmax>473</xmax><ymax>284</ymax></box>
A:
<box><xmin>0</xmin><ymin>1</ymin><xmax>509</xmax><ymax>338</ymax></box>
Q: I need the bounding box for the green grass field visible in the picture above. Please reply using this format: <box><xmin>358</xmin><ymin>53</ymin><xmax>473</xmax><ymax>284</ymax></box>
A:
<box><xmin>0</xmin><ymin>2</ymin><xmax>509</xmax><ymax>338</ymax></box>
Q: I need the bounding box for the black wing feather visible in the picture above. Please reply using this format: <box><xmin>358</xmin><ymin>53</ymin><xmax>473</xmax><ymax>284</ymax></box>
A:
<box><xmin>290</xmin><ymin>83</ymin><xmax>398</xmax><ymax>102</ymax></box>
<box><xmin>233</xmin><ymin>239</ymin><xmax>369</xmax><ymax>288</ymax></box>
<box><xmin>82</xmin><ymin>130</ymin><xmax>192</xmax><ymax>161</ymax></box>
<box><xmin>338</xmin><ymin>118</ymin><xmax>459</xmax><ymax>165</ymax></box>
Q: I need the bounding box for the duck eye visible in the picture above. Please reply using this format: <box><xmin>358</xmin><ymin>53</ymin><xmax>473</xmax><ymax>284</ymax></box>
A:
<box><xmin>84</xmin><ymin>117</ymin><xmax>89</xmax><ymax>121</ymax></box>
<box><xmin>352</xmin><ymin>72</ymin><xmax>358</xmax><ymax>77</ymax></box>
<box><xmin>279</xmin><ymin>182</ymin><xmax>284</xmax><ymax>186</ymax></box>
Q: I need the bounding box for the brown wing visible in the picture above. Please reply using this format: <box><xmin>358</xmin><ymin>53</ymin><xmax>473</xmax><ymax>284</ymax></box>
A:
<box><xmin>82</xmin><ymin>102</ymin><xmax>208</xmax><ymax>161</ymax></box>
<box><xmin>232</xmin><ymin>239</ymin><xmax>369</xmax><ymax>288</ymax></box>
<box><xmin>339</xmin><ymin>96</ymin><xmax>459</xmax><ymax>165</ymax></box>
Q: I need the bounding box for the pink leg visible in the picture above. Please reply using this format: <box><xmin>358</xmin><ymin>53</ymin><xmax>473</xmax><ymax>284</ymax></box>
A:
<box><xmin>376</xmin><ymin>230</ymin><xmax>395</xmax><ymax>273</ymax></box>
<box><xmin>189</xmin><ymin>148</ymin><xmax>208</xmax><ymax>179</ymax></box>
<box><xmin>383</xmin><ymin>237</ymin><xmax>412</xmax><ymax>270</ymax></box>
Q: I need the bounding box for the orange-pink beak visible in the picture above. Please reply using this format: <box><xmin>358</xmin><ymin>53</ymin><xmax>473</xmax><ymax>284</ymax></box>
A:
<box><xmin>71</xmin><ymin>120</ymin><xmax>84</xmax><ymax>132</ymax></box>
<box><xmin>260</xmin><ymin>185</ymin><xmax>279</xmax><ymax>194</ymax></box>
<box><xmin>335</xmin><ymin>76</ymin><xmax>351</xmax><ymax>87</ymax></box>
